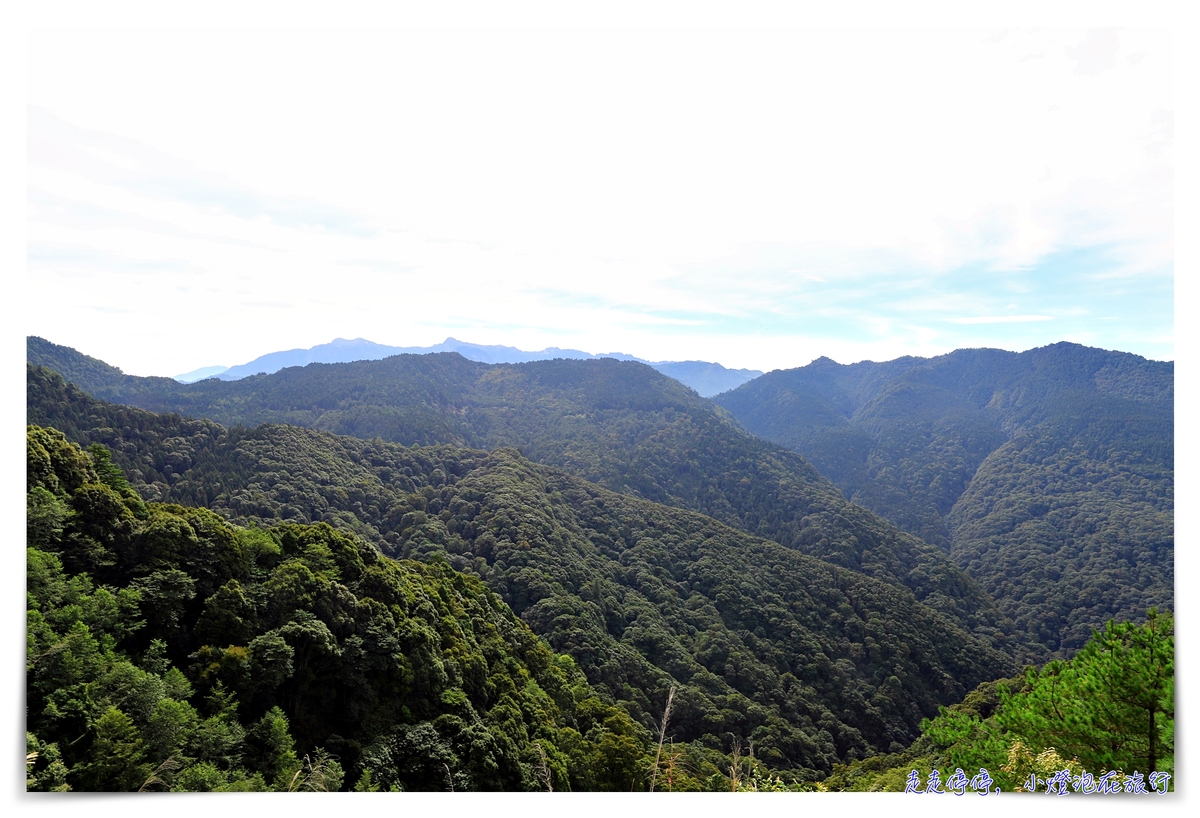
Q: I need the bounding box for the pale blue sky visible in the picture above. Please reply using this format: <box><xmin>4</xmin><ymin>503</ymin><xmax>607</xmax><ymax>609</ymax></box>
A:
<box><xmin>24</xmin><ymin>24</ymin><xmax>1174</xmax><ymax>375</ymax></box>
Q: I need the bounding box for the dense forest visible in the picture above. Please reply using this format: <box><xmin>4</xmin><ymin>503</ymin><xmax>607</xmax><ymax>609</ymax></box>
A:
<box><xmin>26</xmin><ymin>425</ymin><xmax>653</xmax><ymax>791</ymax></box>
<box><xmin>824</xmin><ymin>611</ymin><xmax>1173</xmax><ymax>793</ymax></box>
<box><xmin>27</xmin><ymin>340</ymin><xmax>1012</xmax><ymax>655</ymax></box>
<box><xmin>714</xmin><ymin>344</ymin><xmax>1173</xmax><ymax>654</ymax></box>
<box><xmin>25</xmin><ymin>337</ymin><xmax>1174</xmax><ymax>792</ymax></box>
<box><xmin>26</xmin><ymin>377</ymin><xmax>1017</xmax><ymax>781</ymax></box>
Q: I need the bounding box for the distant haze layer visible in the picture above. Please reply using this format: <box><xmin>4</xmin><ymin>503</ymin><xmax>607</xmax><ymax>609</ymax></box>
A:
<box><xmin>173</xmin><ymin>337</ymin><xmax>763</xmax><ymax>398</ymax></box>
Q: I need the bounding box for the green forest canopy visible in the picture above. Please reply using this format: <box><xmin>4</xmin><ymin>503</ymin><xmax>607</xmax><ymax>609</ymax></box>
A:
<box><xmin>26</xmin><ymin>424</ymin><xmax>656</xmax><ymax>792</ymax></box>
<box><xmin>714</xmin><ymin>343</ymin><xmax>1173</xmax><ymax>655</ymax></box>
<box><xmin>25</xmin><ymin>390</ymin><xmax>1017</xmax><ymax>782</ymax></box>
<box><xmin>26</xmin><ymin>340</ymin><xmax>1018</xmax><ymax>657</ymax></box>
<box><xmin>24</xmin><ymin>337</ymin><xmax>1175</xmax><ymax>792</ymax></box>
<box><xmin>825</xmin><ymin>610</ymin><xmax>1173</xmax><ymax>793</ymax></box>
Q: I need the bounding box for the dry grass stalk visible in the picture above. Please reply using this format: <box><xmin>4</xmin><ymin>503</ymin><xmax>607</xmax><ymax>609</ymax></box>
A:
<box><xmin>138</xmin><ymin>755</ymin><xmax>181</xmax><ymax>792</ymax></box>
<box><xmin>536</xmin><ymin>742</ymin><xmax>553</xmax><ymax>792</ymax></box>
<box><xmin>729</xmin><ymin>738</ymin><xmax>743</xmax><ymax>792</ymax></box>
<box><xmin>648</xmin><ymin>685</ymin><xmax>676</xmax><ymax>792</ymax></box>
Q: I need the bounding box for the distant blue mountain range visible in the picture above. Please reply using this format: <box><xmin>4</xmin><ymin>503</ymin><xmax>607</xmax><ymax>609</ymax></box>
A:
<box><xmin>174</xmin><ymin>337</ymin><xmax>763</xmax><ymax>397</ymax></box>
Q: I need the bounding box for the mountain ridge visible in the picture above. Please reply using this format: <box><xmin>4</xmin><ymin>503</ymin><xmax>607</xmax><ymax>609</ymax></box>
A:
<box><xmin>27</xmin><ymin>339</ymin><xmax>1018</xmax><ymax>659</ymax></box>
<box><xmin>25</xmin><ymin>371</ymin><xmax>1018</xmax><ymax>774</ymax></box>
<box><xmin>170</xmin><ymin>336</ymin><xmax>763</xmax><ymax>397</ymax></box>
<box><xmin>713</xmin><ymin>342</ymin><xmax>1173</xmax><ymax>653</ymax></box>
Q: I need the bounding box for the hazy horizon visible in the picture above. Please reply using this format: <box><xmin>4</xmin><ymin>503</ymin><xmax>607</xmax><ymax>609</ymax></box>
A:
<box><xmin>32</xmin><ymin>332</ymin><xmax>1173</xmax><ymax>386</ymax></box>
<box><xmin>23</xmin><ymin>25</ymin><xmax>1173</xmax><ymax>378</ymax></box>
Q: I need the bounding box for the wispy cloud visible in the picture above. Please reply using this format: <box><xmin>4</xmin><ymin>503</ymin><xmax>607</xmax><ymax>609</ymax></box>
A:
<box><xmin>339</xmin><ymin>259</ymin><xmax>418</xmax><ymax>273</ymax></box>
<box><xmin>28</xmin><ymin>187</ymin><xmax>281</xmax><ymax>251</ymax></box>
<box><xmin>27</xmin><ymin>242</ymin><xmax>204</xmax><ymax>276</ymax></box>
<box><xmin>949</xmin><ymin>315</ymin><xmax>1056</xmax><ymax>325</ymax></box>
<box><xmin>30</xmin><ymin>107</ymin><xmax>378</xmax><ymax>239</ymax></box>
<box><xmin>23</xmin><ymin>27</ymin><xmax>1173</xmax><ymax>374</ymax></box>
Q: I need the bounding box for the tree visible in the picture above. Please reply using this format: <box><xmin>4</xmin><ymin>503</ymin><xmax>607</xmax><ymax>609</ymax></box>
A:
<box><xmin>245</xmin><ymin>706</ymin><xmax>300</xmax><ymax>787</ymax></box>
<box><xmin>27</xmin><ymin>487</ymin><xmax>68</xmax><ymax>549</ymax></box>
<box><xmin>998</xmin><ymin>609</ymin><xmax>1173</xmax><ymax>776</ymax></box>
<box><xmin>195</xmin><ymin>579</ymin><xmax>256</xmax><ymax>647</ymax></box>
<box><xmin>74</xmin><ymin>707</ymin><xmax>149</xmax><ymax>791</ymax></box>
<box><xmin>906</xmin><ymin>610</ymin><xmax>1176</xmax><ymax>794</ymax></box>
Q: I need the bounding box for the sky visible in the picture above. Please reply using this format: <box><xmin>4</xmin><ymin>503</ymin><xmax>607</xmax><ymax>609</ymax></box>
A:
<box><xmin>21</xmin><ymin>19</ymin><xmax>1178</xmax><ymax>379</ymax></box>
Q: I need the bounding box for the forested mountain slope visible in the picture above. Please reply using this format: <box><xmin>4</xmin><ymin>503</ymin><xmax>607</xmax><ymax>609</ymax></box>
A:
<box><xmin>26</xmin><ymin>425</ymin><xmax>652</xmax><ymax>792</ymax></box>
<box><xmin>27</xmin><ymin>378</ymin><xmax>1018</xmax><ymax>778</ymax></box>
<box><xmin>714</xmin><ymin>343</ymin><xmax>1173</xmax><ymax>654</ymax></box>
<box><xmin>28</xmin><ymin>341</ymin><xmax>1008</xmax><ymax>650</ymax></box>
<box><xmin>824</xmin><ymin>611</ymin><xmax>1173</xmax><ymax>792</ymax></box>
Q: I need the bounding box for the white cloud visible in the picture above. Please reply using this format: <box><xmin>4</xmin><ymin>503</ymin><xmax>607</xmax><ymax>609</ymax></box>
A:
<box><xmin>23</xmin><ymin>25</ymin><xmax>1174</xmax><ymax>375</ymax></box>
<box><xmin>949</xmin><ymin>315</ymin><xmax>1055</xmax><ymax>324</ymax></box>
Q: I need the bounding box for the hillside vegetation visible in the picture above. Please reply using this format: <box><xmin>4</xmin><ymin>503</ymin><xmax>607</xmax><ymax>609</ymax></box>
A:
<box><xmin>825</xmin><ymin>611</ymin><xmax>1173</xmax><ymax>793</ymax></box>
<box><xmin>26</xmin><ymin>379</ymin><xmax>1017</xmax><ymax>779</ymax></box>
<box><xmin>27</xmin><ymin>336</ymin><xmax>1173</xmax><ymax>792</ymax></box>
<box><xmin>28</xmin><ymin>340</ymin><xmax>1010</xmax><ymax>653</ymax></box>
<box><xmin>26</xmin><ymin>425</ymin><xmax>653</xmax><ymax>792</ymax></box>
<box><xmin>714</xmin><ymin>344</ymin><xmax>1173</xmax><ymax>654</ymax></box>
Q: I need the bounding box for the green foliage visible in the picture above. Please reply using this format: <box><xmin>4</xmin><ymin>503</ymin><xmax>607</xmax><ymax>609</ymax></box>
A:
<box><xmin>245</xmin><ymin>706</ymin><xmax>300</xmax><ymax>786</ymax></box>
<box><xmin>26</xmin><ymin>336</ymin><xmax>1175</xmax><ymax>791</ymax></box>
<box><xmin>25</xmin><ymin>410</ymin><xmax>1014</xmax><ymax>780</ymax></box>
<box><xmin>826</xmin><ymin>612</ymin><xmax>1174</xmax><ymax>791</ymax></box>
<box><xmin>73</xmin><ymin>706</ymin><xmax>150</xmax><ymax>791</ymax></box>
<box><xmin>994</xmin><ymin>610</ymin><xmax>1173</xmax><ymax>776</ymax></box>
<box><xmin>25</xmin><ymin>426</ymin><xmax>654</xmax><ymax>791</ymax></box>
<box><xmin>927</xmin><ymin>616</ymin><xmax>1174</xmax><ymax>790</ymax></box>
<box><xmin>949</xmin><ymin>438</ymin><xmax>1172</xmax><ymax>656</ymax></box>
<box><xmin>27</xmin><ymin>345</ymin><xmax>1009</xmax><ymax>647</ymax></box>
<box><xmin>715</xmin><ymin>343</ymin><xmax>1173</xmax><ymax>659</ymax></box>
<box><xmin>26</xmin><ymin>733</ymin><xmax>70</xmax><ymax>792</ymax></box>
<box><xmin>27</xmin><ymin>486</ymin><xmax>68</xmax><ymax>549</ymax></box>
